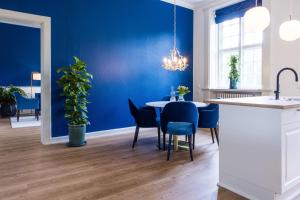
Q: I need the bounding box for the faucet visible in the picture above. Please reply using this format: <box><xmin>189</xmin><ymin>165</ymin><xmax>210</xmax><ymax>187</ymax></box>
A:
<box><xmin>274</xmin><ymin>67</ymin><xmax>299</xmax><ymax>100</ymax></box>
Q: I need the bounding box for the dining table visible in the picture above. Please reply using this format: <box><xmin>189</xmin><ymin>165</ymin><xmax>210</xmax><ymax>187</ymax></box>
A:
<box><xmin>146</xmin><ymin>101</ymin><xmax>206</xmax><ymax>108</ymax></box>
<box><xmin>145</xmin><ymin>101</ymin><xmax>207</xmax><ymax>151</ymax></box>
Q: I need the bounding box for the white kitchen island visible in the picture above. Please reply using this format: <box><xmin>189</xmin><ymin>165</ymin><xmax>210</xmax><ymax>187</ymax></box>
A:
<box><xmin>206</xmin><ymin>96</ymin><xmax>300</xmax><ymax>200</ymax></box>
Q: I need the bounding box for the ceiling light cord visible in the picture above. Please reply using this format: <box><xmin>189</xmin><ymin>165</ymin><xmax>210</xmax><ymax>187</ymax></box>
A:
<box><xmin>174</xmin><ymin>0</ymin><xmax>176</xmax><ymax>50</ymax></box>
<box><xmin>289</xmin><ymin>0</ymin><xmax>293</xmax><ymax>20</ymax></box>
<box><xmin>161</xmin><ymin>0</ymin><xmax>188</xmax><ymax>71</ymax></box>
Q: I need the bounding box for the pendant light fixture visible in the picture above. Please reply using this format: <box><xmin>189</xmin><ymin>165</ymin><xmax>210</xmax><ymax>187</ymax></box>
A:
<box><xmin>244</xmin><ymin>0</ymin><xmax>270</xmax><ymax>32</ymax></box>
<box><xmin>162</xmin><ymin>0</ymin><xmax>188</xmax><ymax>71</ymax></box>
<box><xmin>279</xmin><ymin>0</ymin><xmax>300</xmax><ymax>41</ymax></box>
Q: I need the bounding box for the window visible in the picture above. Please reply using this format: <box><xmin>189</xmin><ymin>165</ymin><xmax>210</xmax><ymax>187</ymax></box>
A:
<box><xmin>215</xmin><ymin>17</ymin><xmax>262</xmax><ymax>89</ymax></box>
<box><xmin>209</xmin><ymin>0</ymin><xmax>263</xmax><ymax>89</ymax></box>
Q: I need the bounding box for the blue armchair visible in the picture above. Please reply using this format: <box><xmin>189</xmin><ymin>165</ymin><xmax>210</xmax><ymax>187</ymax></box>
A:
<box><xmin>14</xmin><ymin>93</ymin><xmax>40</xmax><ymax>122</ymax></box>
<box><xmin>160</xmin><ymin>102</ymin><xmax>199</xmax><ymax>161</ymax></box>
<box><xmin>128</xmin><ymin>99</ymin><xmax>160</xmax><ymax>149</ymax></box>
<box><xmin>198</xmin><ymin>104</ymin><xmax>219</xmax><ymax>145</ymax></box>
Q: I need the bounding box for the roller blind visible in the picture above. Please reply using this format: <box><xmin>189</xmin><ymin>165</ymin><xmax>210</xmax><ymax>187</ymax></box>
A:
<box><xmin>215</xmin><ymin>0</ymin><xmax>262</xmax><ymax>24</ymax></box>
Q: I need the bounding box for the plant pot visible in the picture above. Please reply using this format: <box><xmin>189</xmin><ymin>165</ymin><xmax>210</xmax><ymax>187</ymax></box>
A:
<box><xmin>67</xmin><ymin>124</ymin><xmax>86</xmax><ymax>147</ymax></box>
<box><xmin>0</xmin><ymin>104</ymin><xmax>16</xmax><ymax>117</ymax></box>
<box><xmin>230</xmin><ymin>79</ymin><xmax>238</xmax><ymax>89</ymax></box>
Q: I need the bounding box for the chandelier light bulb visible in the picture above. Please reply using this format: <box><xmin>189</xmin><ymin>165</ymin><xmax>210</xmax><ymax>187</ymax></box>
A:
<box><xmin>279</xmin><ymin>19</ymin><xmax>300</xmax><ymax>41</ymax></box>
<box><xmin>163</xmin><ymin>57</ymin><xmax>168</xmax><ymax>63</ymax></box>
<box><xmin>244</xmin><ymin>6</ymin><xmax>270</xmax><ymax>32</ymax></box>
<box><xmin>162</xmin><ymin>47</ymin><xmax>188</xmax><ymax>71</ymax></box>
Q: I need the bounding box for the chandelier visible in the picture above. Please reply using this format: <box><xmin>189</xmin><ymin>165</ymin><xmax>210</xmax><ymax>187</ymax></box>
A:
<box><xmin>162</xmin><ymin>0</ymin><xmax>188</xmax><ymax>71</ymax></box>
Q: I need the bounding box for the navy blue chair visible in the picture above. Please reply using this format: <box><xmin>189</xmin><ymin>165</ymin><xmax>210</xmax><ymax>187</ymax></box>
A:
<box><xmin>14</xmin><ymin>92</ymin><xmax>40</xmax><ymax>122</ymax></box>
<box><xmin>160</xmin><ymin>102</ymin><xmax>199</xmax><ymax>161</ymax></box>
<box><xmin>35</xmin><ymin>93</ymin><xmax>41</xmax><ymax>113</ymax></box>
<box><xmin>198</xmin><ymin>104</ymin><xmax>219</xmax><ymax>145</ymax></box>
<box><xmin>128</xmin><ymin>99</ymin><xmax>161</xmax><ymax>149</ymax></box>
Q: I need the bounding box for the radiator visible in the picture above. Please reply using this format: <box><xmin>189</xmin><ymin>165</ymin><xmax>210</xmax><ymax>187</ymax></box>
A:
<box><xmin>215</xmin><ymin>92</ymin><xmax>257</xmax><ymax>99</ymax></box>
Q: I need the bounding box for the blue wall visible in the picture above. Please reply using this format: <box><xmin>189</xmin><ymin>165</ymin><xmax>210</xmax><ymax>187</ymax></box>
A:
<box><xmin>0</xmin><ymin>23</ymin><xmax>40</xmax><ymax>86</ymax></box>
<box><xmin>0</xmin><ymin>0</ymin><xmax>193</xmax><ymax>137</ymax></box>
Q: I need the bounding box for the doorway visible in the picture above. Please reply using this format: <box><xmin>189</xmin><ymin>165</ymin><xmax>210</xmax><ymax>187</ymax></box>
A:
<box><xmin>0</xmin><ymin>9</ymin><xmax>51</xmax><ymax>144</ymax></box>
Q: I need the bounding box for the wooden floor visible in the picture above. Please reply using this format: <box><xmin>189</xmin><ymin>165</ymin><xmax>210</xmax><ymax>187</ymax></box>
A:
<box><xmin>0</xmin><ymin>118</ymin><xmax>246</xmax><ymax>200</ymax></box>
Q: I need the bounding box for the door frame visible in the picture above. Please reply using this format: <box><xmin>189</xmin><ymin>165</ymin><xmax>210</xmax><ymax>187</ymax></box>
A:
<box><xmin>0</xmin><ymin>8</ymin><xmax>52</xmax><ymax>144</ymax></box>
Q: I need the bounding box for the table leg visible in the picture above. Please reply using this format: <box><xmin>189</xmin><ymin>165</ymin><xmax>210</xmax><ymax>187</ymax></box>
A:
<box><xmin>173</xmin><ymin>135</ymin><xmax>178</xmax><ymax>151</ymax></box>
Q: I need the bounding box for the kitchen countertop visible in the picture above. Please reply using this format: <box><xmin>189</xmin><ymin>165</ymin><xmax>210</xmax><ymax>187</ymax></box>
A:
<box><xmin>204</xmin><ymin>96</ymin><xmax>300</xmax><ymax>109</ymax></box>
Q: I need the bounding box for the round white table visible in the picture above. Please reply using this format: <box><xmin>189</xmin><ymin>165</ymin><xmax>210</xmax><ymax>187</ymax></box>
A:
<box><xmin>145</xmin><ymin>101</ymin><xmax>207</xmax><ymax>151</ymax></box>
<box><xmin>146</xmin><ymin>101</ymin><xmax>207</xmax><ymax>108</ymax></box>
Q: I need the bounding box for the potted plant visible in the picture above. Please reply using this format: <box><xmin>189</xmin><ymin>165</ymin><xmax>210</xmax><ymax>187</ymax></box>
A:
<box><xmin>57</xmin><ymin>56</ymin><xmax>92</xmax><ymax>147</ymax></box>
<box><xmin>0</xmin><ymin>85</ymin><xmax>26</xmax><ymax>117</ymax></box>
<box><xmin>177</xmin><ymin>85</ymin><xmax>190</xmax><ymax>101</ymax></box>
<box><xmin>228</xmin><ymin>55</ymin><xmax>240</xmax><ymax>89</ymax></box>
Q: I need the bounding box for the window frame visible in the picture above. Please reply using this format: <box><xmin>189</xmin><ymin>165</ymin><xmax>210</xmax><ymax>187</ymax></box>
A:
<box><xmin>216</xmin><ymin>17</ymin><xmax>263</xmax><ymax>89</ymax></box>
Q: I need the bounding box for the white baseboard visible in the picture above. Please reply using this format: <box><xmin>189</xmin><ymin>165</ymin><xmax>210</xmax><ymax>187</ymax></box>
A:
<box><xmin>48</xmin><ymin>126</ymin><xmax>156</xmax><ymax>144</ymax></box>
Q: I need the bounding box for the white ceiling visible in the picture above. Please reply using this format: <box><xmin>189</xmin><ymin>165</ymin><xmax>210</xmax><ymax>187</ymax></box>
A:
<box><xmin>161</xmin><ymin>0</ymin><xmax>215</xmax><ymax>10</ymax></box>
<box><xmin>182</xmin><ymin>0</ymin><xmax>216</xmax><ymax>6</ymax></box>
<box><xmin>183</xmin><ymin>0</ymin><xmax>207</xmax><ymax>3</ymax></box>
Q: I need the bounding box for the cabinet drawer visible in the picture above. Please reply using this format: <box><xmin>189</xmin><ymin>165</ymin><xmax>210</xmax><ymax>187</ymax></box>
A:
<box><xmin>282</xmin><ymin>108</ymin><xmax>300</xmax><ymax>125</ymax></box>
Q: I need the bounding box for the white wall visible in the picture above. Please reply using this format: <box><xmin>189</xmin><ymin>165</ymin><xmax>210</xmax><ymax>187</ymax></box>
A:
<box><xmin>193</xmin><ymin>6</ymin><xmax>205</xmax><ymax>101</ymax></box>
<box><xmin>19</xmin><ymin>86</ymin><xmax>41</xmax><ymax>97</ymax></box>
<box><xmin>270</xmin><ymin>0</ymin><xmax>300</xmax><ymax>96</ymax></box>
<box><xmin>1</xmin><ymin>86</ymin><xmax>41</xmax><ymax>97</ymax></box>
<box><xmin>193</xmin><ymin>0</ymin><xmax>300</xmax><ymax>100</ymax></box>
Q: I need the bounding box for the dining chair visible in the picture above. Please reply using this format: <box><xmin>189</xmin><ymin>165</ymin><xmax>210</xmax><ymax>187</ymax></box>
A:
<box><xmin>14</xmin><ymin>92</ymin><xmax>40</xmax><ymax>122</ymax></box>
<box><xmin>128</xmin><ymin>99</ymin><xmax>161</xmax><ymax>149</ymax></box>
<box><xmin>35</xmin><ymin>93</ymin><xmax>41</xmax><ymax>114</ymax></box>
<box><xmin>160</xmin><ymin>102</ymin><xmax>199</xmax><ymax>161</ymax></box>
<box><xmin>198</xmin><ymin>104</ymin><xmax>219</xmax><ymax>145</ymax></box>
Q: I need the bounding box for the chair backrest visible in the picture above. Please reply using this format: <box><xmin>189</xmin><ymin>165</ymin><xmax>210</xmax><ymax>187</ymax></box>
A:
<box><xmin>13</xmin><ymin>92</ymin><xmax>40</xmax><ymax>111</ymax></box>
<box><xmin>204</xmin><ymin>103</ymin><xmax>218</xmax><ymax>111</ymax></box>
<box><xmin>13</xmin><ymin>92</ymin><xmax>24</xmax><ymax>103</ymax></box>
<box><xmin>160</xmin><ymin>102</ymin><xmax>199</xmax><ymax>134</ymax></box>
<box><xmin>198</xmin><ymin>103</ymin><xmax>219</xmax><ymax>128</ymax></box>
<box><xmin>128</xmin><ymin>98</ymin><xmax>139</xmax><ymax>121</ymax></box>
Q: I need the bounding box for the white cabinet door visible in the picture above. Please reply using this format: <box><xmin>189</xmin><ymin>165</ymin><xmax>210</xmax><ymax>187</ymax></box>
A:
<box><xmin>283</xmin><ymin>122</ymin><xmax>300</xmax><ymax>190</ymax></box>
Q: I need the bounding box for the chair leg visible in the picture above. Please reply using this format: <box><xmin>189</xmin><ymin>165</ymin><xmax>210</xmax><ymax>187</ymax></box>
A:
<box><xmin>17</xmin><ymin>110</ymin><xmax>19</xmax><ymax>122</ymax></box>
<box><xmin>132</xmin><ymin>126</ymin><xmax>140</xmax><ymax>148</ymax></box>
<box><xmin>35</xmin><ymin>110</ymin><xmax>39</xmax><ymax>121</ymax></box>
<box><xmin>167</xmin><ymin>134</ymin><xmax>173</xmax><ymax>161</ymax></box>
<box><xmin>193</xmin><ymin>133</ymin><xmax>195</xmax><ymax>149</ymax></box>
<box><xmin>188</xmin><ymin>135</ymin><xmax>194</xmax><ymax>161</ymax></box>
<box><xmin>157</xmin><ymin>126</ymin><xmax>161</xmax><ymax>150</ymax></box>
<box><xmin>210</xmin><ymin>128</ymin><xmax>215</xmax><ymax>143</ymax></box>
<box><xmin>163</xmin><ymin>132</ymin><xmax>166</xmax><ymax>150</ymax></box>
<box><xmin>214</xmin><ymin>128</ymin><xmax>219</xmax><ymax>146</ymax></box>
